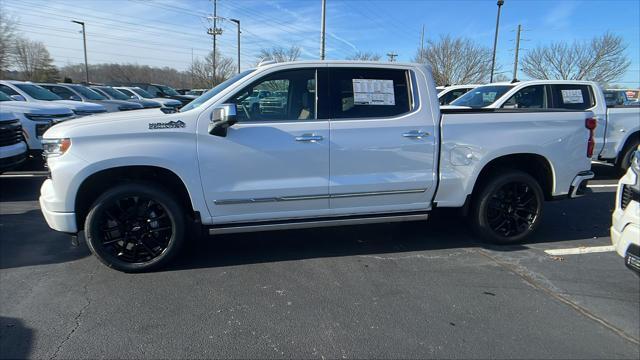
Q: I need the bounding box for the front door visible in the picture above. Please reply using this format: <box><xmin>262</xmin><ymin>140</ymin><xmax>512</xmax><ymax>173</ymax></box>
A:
<box><xmin>198</xmin><ymin>68</ymin><xmax>330</xmax><ymax>224</ymax></box>
<box><xmin>327</xmin><ymin>67</ymin><xmax>437</xmax><ymax>214</ymax></box>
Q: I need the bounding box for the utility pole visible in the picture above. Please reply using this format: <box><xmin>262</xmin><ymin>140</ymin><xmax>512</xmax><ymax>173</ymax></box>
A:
<box><xmin>320</xmin><ymin>0</ymin><xmax>326</xmax><ymax>60</ymax></box>
<box><xmin>387</xmin><ymin>52</ymin><xmax>398</xmax><ymax>62</ymax></box>
<box><xmin>420</xmin><ymin>24</ymin><xmax>425</xmax><ymax>61</ymax></box>
<box><xmin>206</xmin><ymin>0</ymin><xmax>222</xmax><ymax>86</ymax></box>
<box><xmin>512</xmin><ymin>24</ymin><xmax>521</xmax><ymax>81</ymax></box>
<box><xmin>71</xmin><ymin>20</ymin><xmax>89</xmax><ymax>83</ymax></box>
<box><xmin>230</xmin><ymin>19</ymin><xmax>241</xmax><ymax>73</ymax></box>
<box><xmin>490</xmin><ymin>0</ymin><xmax>504</xmax><ymax>83</ymax></box>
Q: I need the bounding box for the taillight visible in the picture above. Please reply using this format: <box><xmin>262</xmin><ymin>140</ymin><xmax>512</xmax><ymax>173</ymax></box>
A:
<box><xmin>585</xmin><ymin>118</ymin><xmax>597</xmax><ymax>157</ymax></box>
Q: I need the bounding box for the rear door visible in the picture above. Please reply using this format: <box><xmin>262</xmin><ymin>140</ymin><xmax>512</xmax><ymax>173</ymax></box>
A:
<box><xmin>327</xmin><ymin>66</ymin><xmax>437</xmax><ymax>214</ymax></box>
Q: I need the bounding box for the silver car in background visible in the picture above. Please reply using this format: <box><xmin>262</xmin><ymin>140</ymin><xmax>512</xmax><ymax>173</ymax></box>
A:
<box><xmin>38</xmin><ymin>83</ymin><xmax>143</xmax><ymax>112</ymax></box>
<box><xmin>114</xmin><ymin>86</ymin><xmax>182</xmax><ymax>110</ymax></box>
<box><xmin>90</xmin><ymin>86</ymin><xmax>162</xmax><ymax>109</ymax></box>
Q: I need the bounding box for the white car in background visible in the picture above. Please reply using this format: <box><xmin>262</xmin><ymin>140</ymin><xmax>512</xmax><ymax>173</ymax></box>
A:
<box><xmin>611</xmin><ymin>146</ymin><xmax>640</xmax><ymax>274</ymax></box>
<box><xmin>437</xmin><ymin>84</ymin><xmax>480</xmax><ymax>105</ymax></box>
<box><xmin>114</xmin><ymin>86</ymin><xmax>182</xmax><ymax>111</ymax></box>
<box><xmin>0</xmin><ymin>91</ymin><xmax>75</xmax><ymax>157</ymax></box>
<box><xmin>0</xmin><ymin>111</ymin><xmax>27</xmax><ymax>172</ymax></box>
<box><xmin>0</xmin><ymin>80</ymin><xmax>107</xmax><ymax>116</ymax></box>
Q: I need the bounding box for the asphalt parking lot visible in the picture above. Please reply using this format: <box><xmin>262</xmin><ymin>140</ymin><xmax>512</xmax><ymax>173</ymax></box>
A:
<box><xmin>1</xmin><ymin>164</ymin><xmax>638</xmax><ymax>359</ymax></box>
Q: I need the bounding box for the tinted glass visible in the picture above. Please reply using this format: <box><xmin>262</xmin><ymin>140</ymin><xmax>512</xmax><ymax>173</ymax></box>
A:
<box><xmin>329</xmin><ymin>68</ymin><xmax>410</xmax><ymax>119</ymax></box>
<box><xmin>158</xmin><ymin>85</ymin><xmax>180</xmax><ymax>96</ymax></box>
<box><xmin>450</xmin><ymin>85</ymin><xmax>514</xmax><ymax>107</ymax></box>
<box><xmin>146</xmin><ymin>86</ymin><xmax>161</xmax><ymax>97</ymax></box>
<box><xmin>440</xmin><ymin>89</ymin><xmax>471</xmax><ymax>105</ymax></box>
<box><xmin>0</xmin><ymin>85</ymin><xmax>18</xmax><ymax>96</ymax></box>
<box><xmin>42</xmin><ymin>85</ymin><xmax>76</xmax><ymax>100</ymax></box>
<box><xmin>14</xmin><ymin>84</ymin><xmax>62</xmax><ymax>100</ymax></box>
<box><xmin>117</xmin><ymin>88</ymin><xmax>135</xmax><ymax>97</ymax></box>
<box><xmin>501</xmin><ymin>85</ymin><xmax>548</xmax><ymax>109</ymax></box>
<box><xmin>131</xmin><ymin>87</ymin><xmax>154</xmax><ymax>99</ymax></box>
<box><xmin>180</xmin><ymin>69</ymin><xmax>254</xmax><ymax>112</ymax></box>
<box><xmin>72</xmin><ymin>85</ymin><xmax>106</xmax><ymax>100</ymax></box>
<box><xmin>229</xmin><ymin>69</ymin><xmax>316</xmax><ymax>122</ymax></box>
<box><xmin>99</xmin><ymin>87</ymin><xmax>130</xmax><ymax>100</ymax></box>
<box><xmin>0</xmin><ymin>91</ymin><xmax>11</xmax><ymax>101</ymax></box>
<box><xmin>551</xmin><ymin>84</ymin><xmax>594</xmax><ymax>110</ymax></box>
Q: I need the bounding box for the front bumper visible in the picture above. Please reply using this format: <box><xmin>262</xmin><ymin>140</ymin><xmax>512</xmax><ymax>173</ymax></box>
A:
<box><xmin>611</xmin><ymin>167</ymin><xmax>640</xmax><ymax>273</ymax></box>
<box><xmin>39</xmin><ymin>179</ymin><xmax>77</xmax><ymax>233</ymax></box>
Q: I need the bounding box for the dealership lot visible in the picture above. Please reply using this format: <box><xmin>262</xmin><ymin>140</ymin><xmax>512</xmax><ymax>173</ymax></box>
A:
<box><xmin>0</xmin><ymin>164</ymin><xmax>638</xmax><ymax>359</ymax></box>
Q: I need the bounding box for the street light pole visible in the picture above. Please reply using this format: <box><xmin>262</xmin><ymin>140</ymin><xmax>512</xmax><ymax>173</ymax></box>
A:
<box><xmin>489</xmin><ymin>0</ymin><xmax>504</xmax><ymax>83</ymax></box>
<box><xmin>230</xmin><ymin>18</ymin><xmax>241</xmax><ymax>73</ymax></box>
<box><xmin>71</xmin><ymin>20</ymin><xmax>89</xmax><ymax>83</ymax></box>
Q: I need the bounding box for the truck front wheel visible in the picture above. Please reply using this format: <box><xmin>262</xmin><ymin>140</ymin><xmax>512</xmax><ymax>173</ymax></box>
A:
<box><xmin>470</xmin><ymin>170</ymin><xmax>544</xmax><ymax>244</ymax></box>
<box><xmin>84</xmin><ymin>183</ymin><xmax>186</xmax><ymax>272</ymax></box>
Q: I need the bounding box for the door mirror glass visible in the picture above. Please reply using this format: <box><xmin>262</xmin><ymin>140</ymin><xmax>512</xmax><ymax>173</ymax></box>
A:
<box><xmin>10</xmin><ymin>94</ymin><xmax>26</xmax><ymax>101</ymax></box>
<box><xmin>208</xmin><ymin>103</ymin><xmax>238</xmax><ymax>136</ymax></box>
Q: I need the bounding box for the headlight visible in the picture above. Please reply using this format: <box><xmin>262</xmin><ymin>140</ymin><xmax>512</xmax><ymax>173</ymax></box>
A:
<box><xmin>42</xmin><ymin>138</ymin><xmax>71</xmax><ymax>158</ymax></box>
<box><xmin>632</xmin><ymin>148</ymin><xmax>640</xmax><ymax>173</ymax></box>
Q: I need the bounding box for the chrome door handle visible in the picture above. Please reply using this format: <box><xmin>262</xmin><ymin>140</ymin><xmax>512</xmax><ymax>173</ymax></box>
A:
<box><xmin>295</xmin><ymin>134</ymin><xmax>323</xmax><ymax>142</ymax></box>
<box><xmin>402</xmin><ymin>130</ymin><xmax>429</xmax><ymax>139</ymax></box>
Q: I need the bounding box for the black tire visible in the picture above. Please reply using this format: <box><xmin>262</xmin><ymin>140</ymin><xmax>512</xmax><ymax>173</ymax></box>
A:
<box><xmin>616</xmin><ymin>136</ymin><xmax>639</xmax><ymax>176</ymax></box>
<box><xmin>470</xmin><ymin>170</ymin><xmax>544</xmax><ymax>244</ymax></box>
<box><xmin>84</xmin><ymin>182</ymin><xmax>186</xmax><ymax>272</ymax></box>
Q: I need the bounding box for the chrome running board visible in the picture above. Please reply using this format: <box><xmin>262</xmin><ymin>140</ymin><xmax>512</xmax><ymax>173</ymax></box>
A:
<box><xmin>208</xmin><ymin>212</ymin><xmax>429</xmax><ymax>235</ymax></box>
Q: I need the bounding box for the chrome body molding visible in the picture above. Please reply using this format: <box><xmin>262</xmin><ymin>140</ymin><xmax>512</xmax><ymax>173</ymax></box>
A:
<box><xmin>208</xmin><ymin>212</ymin><xmax>429</xmax><ymax>235</ymax></box>
<box><xmin>213</xmin><ymin>188</ymin><xmax>426</xmax><ymax>205</ymax></box>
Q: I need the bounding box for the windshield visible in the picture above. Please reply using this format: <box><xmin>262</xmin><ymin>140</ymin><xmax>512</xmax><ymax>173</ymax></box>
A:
<box><xmin>181</xmin><ymin>69</ymin><xmax>255</xmax><ymax>112</ymax></box>
<box><xmin>72</xmin><ymin>85</ymin><xmax>106</xmax><ymax>100</ymax></box>
<box><xmin>0</xmin><ymin>91</ymin><xmax>11</xmax><ymax>101</ymax></box>
<box><xmin>131</xmin><ymin>87</ymin><xmax>154</xmax><ymax>99</ymax></box>
<box><xmin>14</xmin><ymin>83</ymin><xmax>62</xmax><ymax>101</ymax></box>
<box><xmin>98</xmin><ymin>87</ymin><xmax>130</xmax><ymax>100</ymax></box>
<box><xmin>450</xmin><ymin>85</ymin><xmax>514</xmax><ymax>107</ymax></box>
<box><xmin>157</xmin><ymin>85</ymin><xmax>180</xmax><ymax>96</ymax></box>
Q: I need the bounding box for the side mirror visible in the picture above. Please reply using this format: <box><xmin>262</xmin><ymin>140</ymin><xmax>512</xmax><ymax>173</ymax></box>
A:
<box><xmin>502</xmin><ymin>103</ymin><xmax>518</xmax><ymax>109</ymax></box>
<box><xmin>70</xmin><ymin>95</ymin><xmax>81</xmax><ymax>101</ymax></box>
<box><xmin>208</xmin><ymin>103</ymin><xmax>238</xmax><ymax>137</ymax></box>
<box><xmin>10</xmin><ymin>95</ymin><xmax>25</xmax><ymax>101</ymax></box>
<box><xmin>130</xmin><ymin>95</ymin><xmax>137</xmax><ymax>99</ymax></box>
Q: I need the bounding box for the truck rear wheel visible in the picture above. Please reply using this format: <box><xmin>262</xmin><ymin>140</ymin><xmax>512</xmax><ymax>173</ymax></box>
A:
<box><xmin>616</xmin><ymin>136</ymin><xmax>639</xmax><ymax>176</ymax></box>
<box><xmin>84</xmin><ymin>183</ymin><xmax>186</xmax><ymax>272</ymax></box>
<box><xmin>470</xmin><ymin>170</ymin><xmax>543</xmax><ymax>244</ymax></box>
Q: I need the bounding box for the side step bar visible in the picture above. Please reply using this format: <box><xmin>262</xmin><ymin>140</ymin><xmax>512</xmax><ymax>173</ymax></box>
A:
<box><xmin>208</xmin><ymin>212</ymin><xmax>430</xmax><ymax>235</ymax></box>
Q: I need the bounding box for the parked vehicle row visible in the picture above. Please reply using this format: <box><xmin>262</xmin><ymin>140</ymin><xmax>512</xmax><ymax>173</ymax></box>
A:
<box><xmin>39</xmin><ymin>61</ymin><xmax>596</xmax><ymax>272</ymax></box>
<box><xmin>446</xmin><ymin>80</ymin><xmax>640</xmax><ymax>174</ymax></box>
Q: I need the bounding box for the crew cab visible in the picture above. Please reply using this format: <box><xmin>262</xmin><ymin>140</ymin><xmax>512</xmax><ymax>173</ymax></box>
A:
<box><xmin>0</xmin><ymin>91</ymin><xmax>75</xmax><ymax>157</ymax></box>
<box><xmin>39</xmin><ymin>61</ymin><xmax>596</xmax><ymax>272</ymax></box>
<box><xmin>449</xmin><ymin>80</ymin><xmax>640</xmax><ymax>174</ymax></box>
<box><xmin>0</xmin><ymin>80</ymin><xmax>107</xmax><ymax>116</ymax></box>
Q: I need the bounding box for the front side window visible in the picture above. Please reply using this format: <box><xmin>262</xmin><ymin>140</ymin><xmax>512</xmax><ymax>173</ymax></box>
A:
<box><xmin>14</xmin><ymin>84</ymin><xmax>62</xmax><ymax>101</ymax></box>
<box><xmin>329</xmin><ymin>68</ymin><xmax>410</xmax><ymax>119</ymax></box>
<box><xmin>501</xmin><ymin>85</ymin><xmax>548</xmax><ymax>109</ymax></box>
<box><xmin>450</xmin><ymin>85</ymin><xmax>514</xmax><ymax>108</ymax></box>
<box><xmin>551</xmin><ymin>84</ymin><xmax>595</xmax><ymax>110</ymax></box>
<box><xmin>440</xmin><ymin>88</ymin><xmax>471</xmax><ymax>105</ymax></box>
<box><xmin>158</xmin><ymin>85</ymin><xmax>179</xmax><ymax>96</ymax></box>
<box><xmin>118</xmin><ymin>88</ymin><xmax>135</xmax><ymax>97</ymax></box>
<box><xmin>228</xmin><ymin>69</ymin><xmax>316</xmax><ymax>122</ymax></box>
<box><xmin>146</xmin><ymin>86</ymin><xmax>161</xmax><ymax>97</ymax></box>
<box><xmin>0</xmin><ymin>85</ymin><xmax>19</xmax><ymax>96</ymax></box>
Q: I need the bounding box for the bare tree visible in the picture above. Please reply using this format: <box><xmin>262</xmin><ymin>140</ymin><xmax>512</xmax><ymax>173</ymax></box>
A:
<box><xmin>257</xmin><ymin>46</ymin><xmax>301</xmax><ymax>63</ymax></box>
<box><xmin>521</xmin><ymin>33</ymin><xmax>630</xmax><ymax>84</ymax></box>
<box><xmin>0</xmin><ymin>5</ymin><xmax>17</xmax><ymax>77</ymax></box>
<box><xmin>13</xmin><ymin>38</ymin><xmax>59</xmax><ymax>82</ymax></box>
<box><xmin>346</xmin><ymin>51</ymin><xmax>381</xmax><ymax>61</ymax></box>
<box><xmin>60</xmin><ymin>63</ymin><xmax>193</xmax><ymax>88</ymax></box>
<box><xmin>189</xmin><ymin>49</ymin><xmax>236</xmax><ymax>87</ymax></box>
<box><xmin>414</xmin><ymin>35</ymin><xmax>493</xmax><ymax>85</ymax></box>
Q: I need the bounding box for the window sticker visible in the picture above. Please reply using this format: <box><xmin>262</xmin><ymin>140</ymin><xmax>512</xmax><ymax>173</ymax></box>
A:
<box><xmin>352</xmin><ymin>79</ymin><xmax>395</xmax><ymax>105</ymax></box>
<box><xmin>561</xmin><ymin>89</ymin><xmax>584</xmax><ymax>104</ymax></box>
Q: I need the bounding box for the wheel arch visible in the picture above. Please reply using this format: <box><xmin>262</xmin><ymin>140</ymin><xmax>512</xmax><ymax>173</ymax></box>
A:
<box><xmin>75</xmin><ymin>165</ymin><xmax>196</xmax><ymax>231</ymax></box>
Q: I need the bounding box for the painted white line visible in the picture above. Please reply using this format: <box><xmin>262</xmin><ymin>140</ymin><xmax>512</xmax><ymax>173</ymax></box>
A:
<box><xmin>587</xmin><ymin>184</ymin><xmax>618</xmax><ymax>188</ymax></box>
<box><xmin>545</xmin><ymin>245</ymin><xmax>616</xmax><ymax>256</ymax></box>
<box><xmin>0</xmin><ymin>174</ymin><xmax>47</xmax><ymax>178</ymax></box>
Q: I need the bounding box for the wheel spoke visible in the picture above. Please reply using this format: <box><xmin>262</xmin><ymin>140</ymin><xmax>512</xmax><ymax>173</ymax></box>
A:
<box><xmin>485</xmin><ymin>180</ymin><xmax>540</xmax><ymax>239</ymax></box>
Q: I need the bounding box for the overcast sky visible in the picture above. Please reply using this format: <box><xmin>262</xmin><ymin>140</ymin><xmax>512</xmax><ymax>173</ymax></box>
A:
<box><xmin>3</xmin><ymin>0</ymin><xmax>639</xmax><ymax>86</ymax></box>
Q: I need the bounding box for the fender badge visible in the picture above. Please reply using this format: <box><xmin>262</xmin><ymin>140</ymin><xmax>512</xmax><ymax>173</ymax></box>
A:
<box><xmin>149</xmin><ymin>120</ymin><xmax>186</xmax><ymax>130</ymax></box>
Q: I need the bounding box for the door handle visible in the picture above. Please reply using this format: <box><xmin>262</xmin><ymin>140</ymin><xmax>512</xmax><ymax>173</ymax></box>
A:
<box><xmin>295</xmin><ymin>134</ymin><xmax>323</xmax><ymax>142</ymax></box>
<box><xmin>402</xmin><ymin>130</ymin><xmax>429</xmax><ymax>139</ymax></box>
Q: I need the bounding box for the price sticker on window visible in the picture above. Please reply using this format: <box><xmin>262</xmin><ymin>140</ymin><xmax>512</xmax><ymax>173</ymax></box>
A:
<box><xmin>352</xmin><ymin>79</ymin><xmax>395</xmax><ymax>105</ymax></box>
<box><xmin>561</xmin><ymin>89</ymin><xmax>584</xmax><ymax>104</ymax></box>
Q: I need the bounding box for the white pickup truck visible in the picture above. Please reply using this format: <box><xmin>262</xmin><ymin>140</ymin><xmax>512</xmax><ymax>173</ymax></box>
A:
<box><xmin>449</xmin><ymin>80</ymin><xmax>640</xmax><ymax>174</ymax></box>
<box><xmin>39</xmin><ymin>61</ymin><xmax>596</xmax><ymax>272</ymax></box>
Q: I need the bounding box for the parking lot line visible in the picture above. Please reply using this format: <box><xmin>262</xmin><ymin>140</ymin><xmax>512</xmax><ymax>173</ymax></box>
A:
<box><xmin>544</xmin><ymin>245</ymin><xmax>616</xmax><ymax>256</ymax></box>
<box><xmin>587</xmin><ymin>184</ymin><xmax>618</xmax><ymax>188</ymax></box>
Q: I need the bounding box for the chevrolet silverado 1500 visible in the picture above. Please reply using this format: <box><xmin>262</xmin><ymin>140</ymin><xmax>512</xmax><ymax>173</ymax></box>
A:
<box><xmin>40</xmin><ymin>61</ymin><xmax>596</xmax><ymax>272</ymax></box>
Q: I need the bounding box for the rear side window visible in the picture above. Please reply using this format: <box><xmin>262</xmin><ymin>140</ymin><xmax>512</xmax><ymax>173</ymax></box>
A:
<box><xmin>329</xmin><ymin>68</ymin><xmax>411</xmax><ymax>119</ymax></box>
<box><xmin>551</xmin><ymin>84</ymin><xmax>595</xmax><ymax>110</ymax></box>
